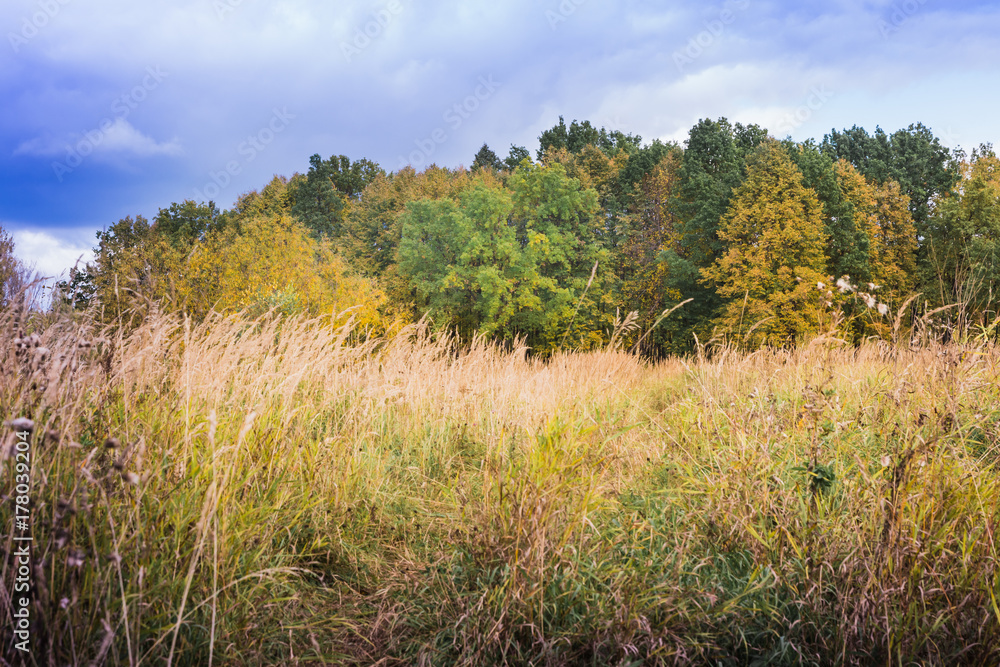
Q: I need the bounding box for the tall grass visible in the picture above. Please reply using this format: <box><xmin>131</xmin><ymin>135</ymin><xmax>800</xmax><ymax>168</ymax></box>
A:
<box><xmin>2</xmin><ymin>304</ymin><xmax>998</xmax><ymax>665</ymax></box>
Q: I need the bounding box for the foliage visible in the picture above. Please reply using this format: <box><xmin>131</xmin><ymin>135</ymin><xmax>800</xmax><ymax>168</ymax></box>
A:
<box><xmin>398</xmin><ymin>163</ymin><xmax>614</xmax><ymax>352</ymax></box>
<box><xmin>288</xmin><ymin>153</ymin><xmax>385</xmax><ymax>239</ymax></box>
<box><xmin>471</xmin><ymin>143</ymin><xmax>503</xmax><ymax>172</ymax></box>
<box><xmin>924</xmin><ymin>145</ymin><xmax>1000</xmax><ymax>333</ymax></box>
<box><xmin>702</xmin><ymin>140</ymin><xmax>828</xmax><ymax>346</ymax></box>
<box><xmin>0</xmin><ymin>226</ymin><xmax>33</xmax><ymax>308</ymax></box>
<box><xmin>51</xmin><ymin>115</ymin><xmax>1000</xmax><ymax>353</ymax></box>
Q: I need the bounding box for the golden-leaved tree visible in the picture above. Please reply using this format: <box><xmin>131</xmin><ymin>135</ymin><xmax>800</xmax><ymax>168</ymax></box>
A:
<box><xmin>702</xmin><ymin>140</ymin><xmax>828</xmax><ymax>347</ymax></box>
<box><xmin>834</xmin><ymin>159</ymin><xmax>916</xmax><ymax>300</ymax></box>
<box><xmin>178</xmin><ymin>214</ymin><xmax>400</xmax><ymax>333</ymax></box>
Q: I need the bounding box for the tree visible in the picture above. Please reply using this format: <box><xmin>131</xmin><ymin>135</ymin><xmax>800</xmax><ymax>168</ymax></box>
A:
<box><xmin>619</xmin><ymin>150</ymin><xmax>685</xmax><ymax>352</ymax></box>
<box><xmin>0</xmin><ymin>227</ymin><xmax>31</xmax><ymax>308</ymax></box>
<box><xmin>88</xmin><ymin>215</ymin><xmax>181</xmax><ymax>323</ymax></box>
<box><xmin>176</xmin><ymin>213</ymin><xmax>401</xmax><ymax>330</ymax></box>
<box><xmin>398</xmin><ymin>163</ymin><xmax>612</xmax><ymax>352</ymax></box>
<box><xmin>471</xmin><ymin>143</ymin><xmax>503</xmax><ymax>172</ymax></box>
<box><xmin>788</xmin><ymin>143</ymin><xmax>871</xmax><ymax>283</ymax></box>
<box><xmin>869</xmin><ymin>177</ymin><xmax>918</xmax><ymax>301</ymax></box>
<box><xmin>822</xmin><ymin>123</ymin><xmax>958</xmax><ymax>245</ymax></box>
<box><xmin>924</xmin><ymin>145</ymin><xmax>1000</xmax><ymax>331</ymax></box>
<box><xmin>536</xmin><ymin>116</ymin><xmax>642</xmax><ymax>161</ymax></box>
<box><xmin>152</xmin><ymin>200</ymin><xmax>223</xmax><ymax>248</ymax></box>
<box><xmin>288</xmin><ymin>154</ymin><xmax>384</xmax><ymax>239</ymax></box>
<box><xmin>656</xmin><ymin>118</ymin><xmax>745</xmax><ymax>346</ymax></box>
<box><xmin>702</xmin><ymin>140</ymin><xmax>828</xmax><ymax>347</ymax></box>
<box><xmin>503</xmin><ymin>144</ymin><xmax>531</xmax><ymax>171</ymax></box>
<box><xmin>227</xmin><ymin>175</ymin><xmax>293</xmax><ymax>224</ymax></box>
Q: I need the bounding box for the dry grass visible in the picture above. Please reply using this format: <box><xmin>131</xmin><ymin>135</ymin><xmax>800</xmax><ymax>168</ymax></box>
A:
<box><xmin>1</xmin><ymin>303</ymin><xmax>999</xmax><ymax>665</ymax></box>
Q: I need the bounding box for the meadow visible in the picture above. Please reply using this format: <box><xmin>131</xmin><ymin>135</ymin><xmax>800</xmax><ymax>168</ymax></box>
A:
<box><xmin>2</xmin><ymin>301</ymin><xmax>999</xmax><ymax>665</ymax></box>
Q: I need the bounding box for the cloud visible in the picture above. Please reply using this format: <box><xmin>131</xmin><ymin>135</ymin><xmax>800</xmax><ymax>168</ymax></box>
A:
<box><xmin>14</xmin><ymin>118</ymin><xmax>183</xmax><ymax>160</ymax></box>
<box><xmin>9</xmin><ymin>228</ymin><xmax>93</xmax><ymax>281</ymax></box>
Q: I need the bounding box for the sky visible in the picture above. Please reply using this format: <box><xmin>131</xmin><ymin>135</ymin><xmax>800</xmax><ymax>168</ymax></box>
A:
<box><xmin>3</xmin><ymin>0</ymin><xmax>1000</xmax><ymax>281</ymax></box>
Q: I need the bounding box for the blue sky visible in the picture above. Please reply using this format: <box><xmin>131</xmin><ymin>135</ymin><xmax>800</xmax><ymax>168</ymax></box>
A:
<box><xmin>3</xmin><ymin>0</ymin><xmax>1000</xmax><ymax>280</ymax></box>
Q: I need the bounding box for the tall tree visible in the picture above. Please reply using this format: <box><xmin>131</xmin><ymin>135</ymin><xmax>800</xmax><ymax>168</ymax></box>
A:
<box><xmin>289</xmin><ymin>154</ymin><xmax>384</xmax><ymax>239</ymax></box>
<box><xmin>471</xmin><ymin>143</ymin><xmax>503</xmax><ymax>172</ymax></box>
<box><xmin>398</xmin><ymin>163</ymin><xmax>611</xmax><ymax>352</ymax></box>
<box><xmin>702</xmin><ymin>140</ymin><xmax>828</xmax><ymax>347</ymax></box>
<box><xmin>924</xmin><ymin>145</ymin><xmax>1000</xmax><ymax>331</ymax></box>
<box><xmin>152</xmin><ymin>200</ymin><xmax>223</xmax><ymax>248</ymax></box>
<box><xmin>503</xmin><ymin>144</ymin><xmax>531</xmax><ymax>171</ymax></box>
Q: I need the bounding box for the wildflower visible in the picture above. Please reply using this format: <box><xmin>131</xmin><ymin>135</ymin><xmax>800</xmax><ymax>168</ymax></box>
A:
<box><xmin>862</xmin><ymin>294</ymin><xmax>876</xmax><ymax>309</ymax></box>
<box><xmin>877</xmin><ymin>303</ymin><xmax>889</xmax><ymax>316</ymax></box>
<box><xmin>817</xmin><ymin>282</ymin><xmax>825</xmax><ymax>290</ymax></box>
<box><xmin>836</xmin><ymin>276</ymin><xmax>854</xmax><ymax>293</ymax></box>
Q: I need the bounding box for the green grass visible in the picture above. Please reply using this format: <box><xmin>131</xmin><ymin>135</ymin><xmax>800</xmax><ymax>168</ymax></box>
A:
<box><xmin>2</xmin><ymin>308</ymin><xmax>999</xmax><ymax>665</ymax></box>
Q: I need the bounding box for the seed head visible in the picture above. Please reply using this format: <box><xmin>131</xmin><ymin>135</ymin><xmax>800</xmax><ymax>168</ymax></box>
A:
<box><xmin>6</xmin><ymin>418</ymin><xmax>35</xmax><ymax>433</ymax></box>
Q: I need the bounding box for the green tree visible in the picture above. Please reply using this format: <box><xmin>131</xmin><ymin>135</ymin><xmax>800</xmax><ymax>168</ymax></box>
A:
<box><xmin>89</xmin><ymin>215</ymin><xmax>180</xmax><ymax>322</ymax></box>
<box><xmin>471</xmin><ymin>143</ymin><xmax>503</xmax><ymax>172</ymax></box>
<box><xmin>152</xmin><ymin>200</ymin><xmax>223</xmax><ymax>248</ymax></box>
<box><xmin>536</xmin><ymin>116</ymin><xmax>642</xmax><ymax>161</ymax></box>
<box><xmin>655</xmin><ymin>118</ymin><xmax>744</xmax><ymax>347</ymax></box>
<box><xmin>925</xmin><ymin>146</ymin><xmax>1000</xmax><ymax>332</ymax></box>
<box><xmin>398</xmin><ymin>163</ymin><xmax>611</xmax><ymax>352</ymax></box>
<box><xmin>503</xmin><ymin>144</ymin><xmax>531</xmax><ymax>171</ymax></box>
<box><xmin>702</xmin><ymin>140</ymin><xmax>828</xmax><ymax>347</ymax></box>
<box><xmin>289</xmin><ymin>154</ymin><xmax>384</xmax><ymax>238</ymax></box>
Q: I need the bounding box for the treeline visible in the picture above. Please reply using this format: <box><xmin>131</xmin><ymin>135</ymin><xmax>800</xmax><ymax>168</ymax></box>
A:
<box><xmin>56</xmin><ymin>117</ymin><xmax>1000</xmax><ymax>354</ymax></box>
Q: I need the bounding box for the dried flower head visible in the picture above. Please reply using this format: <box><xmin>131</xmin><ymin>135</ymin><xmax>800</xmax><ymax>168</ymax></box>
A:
<box><xmin>6</xmin><ymin>418</ymin><xmax>35</xmax><ymax>433</ymax></box>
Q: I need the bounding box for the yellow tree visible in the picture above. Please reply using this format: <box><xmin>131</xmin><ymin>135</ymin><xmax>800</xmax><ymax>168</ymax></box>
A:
<box><xmin>178</xmin><ymin>214</ymin><xmax>400</xmax><ymax>332</ymax></box>
<box><xmin>870</xmin><ymin>179</ymin><xmax>917</xmax><ymax>299</ymax></box>
<box><xmin>702</xmin><ymin>140</ymin><xmax>828</xmax><ymax>347</ymax></box>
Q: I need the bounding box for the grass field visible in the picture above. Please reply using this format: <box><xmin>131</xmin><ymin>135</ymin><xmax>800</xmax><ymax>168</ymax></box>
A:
<box><xmin>2</xmin><ymin>305</ymin><xmax>999</xmax><ymax>665</ymax></box>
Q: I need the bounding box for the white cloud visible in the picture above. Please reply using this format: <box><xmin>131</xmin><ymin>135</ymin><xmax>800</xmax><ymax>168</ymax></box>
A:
<box><xmin>9</xmin><ymin>229</ymin><xmax>93</xmax><ymax>281</ymax></box>
<box><xmin>14</xmin><ymin>118</ymin><xmax>182</xmax><ymax>160</ymax></box>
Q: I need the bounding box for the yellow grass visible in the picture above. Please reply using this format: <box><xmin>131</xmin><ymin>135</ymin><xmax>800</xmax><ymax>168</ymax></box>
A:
<box><xmin>2</xmin><ymin>305</ymin><xmax>999</xmax><ymax>665</ymax></box>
